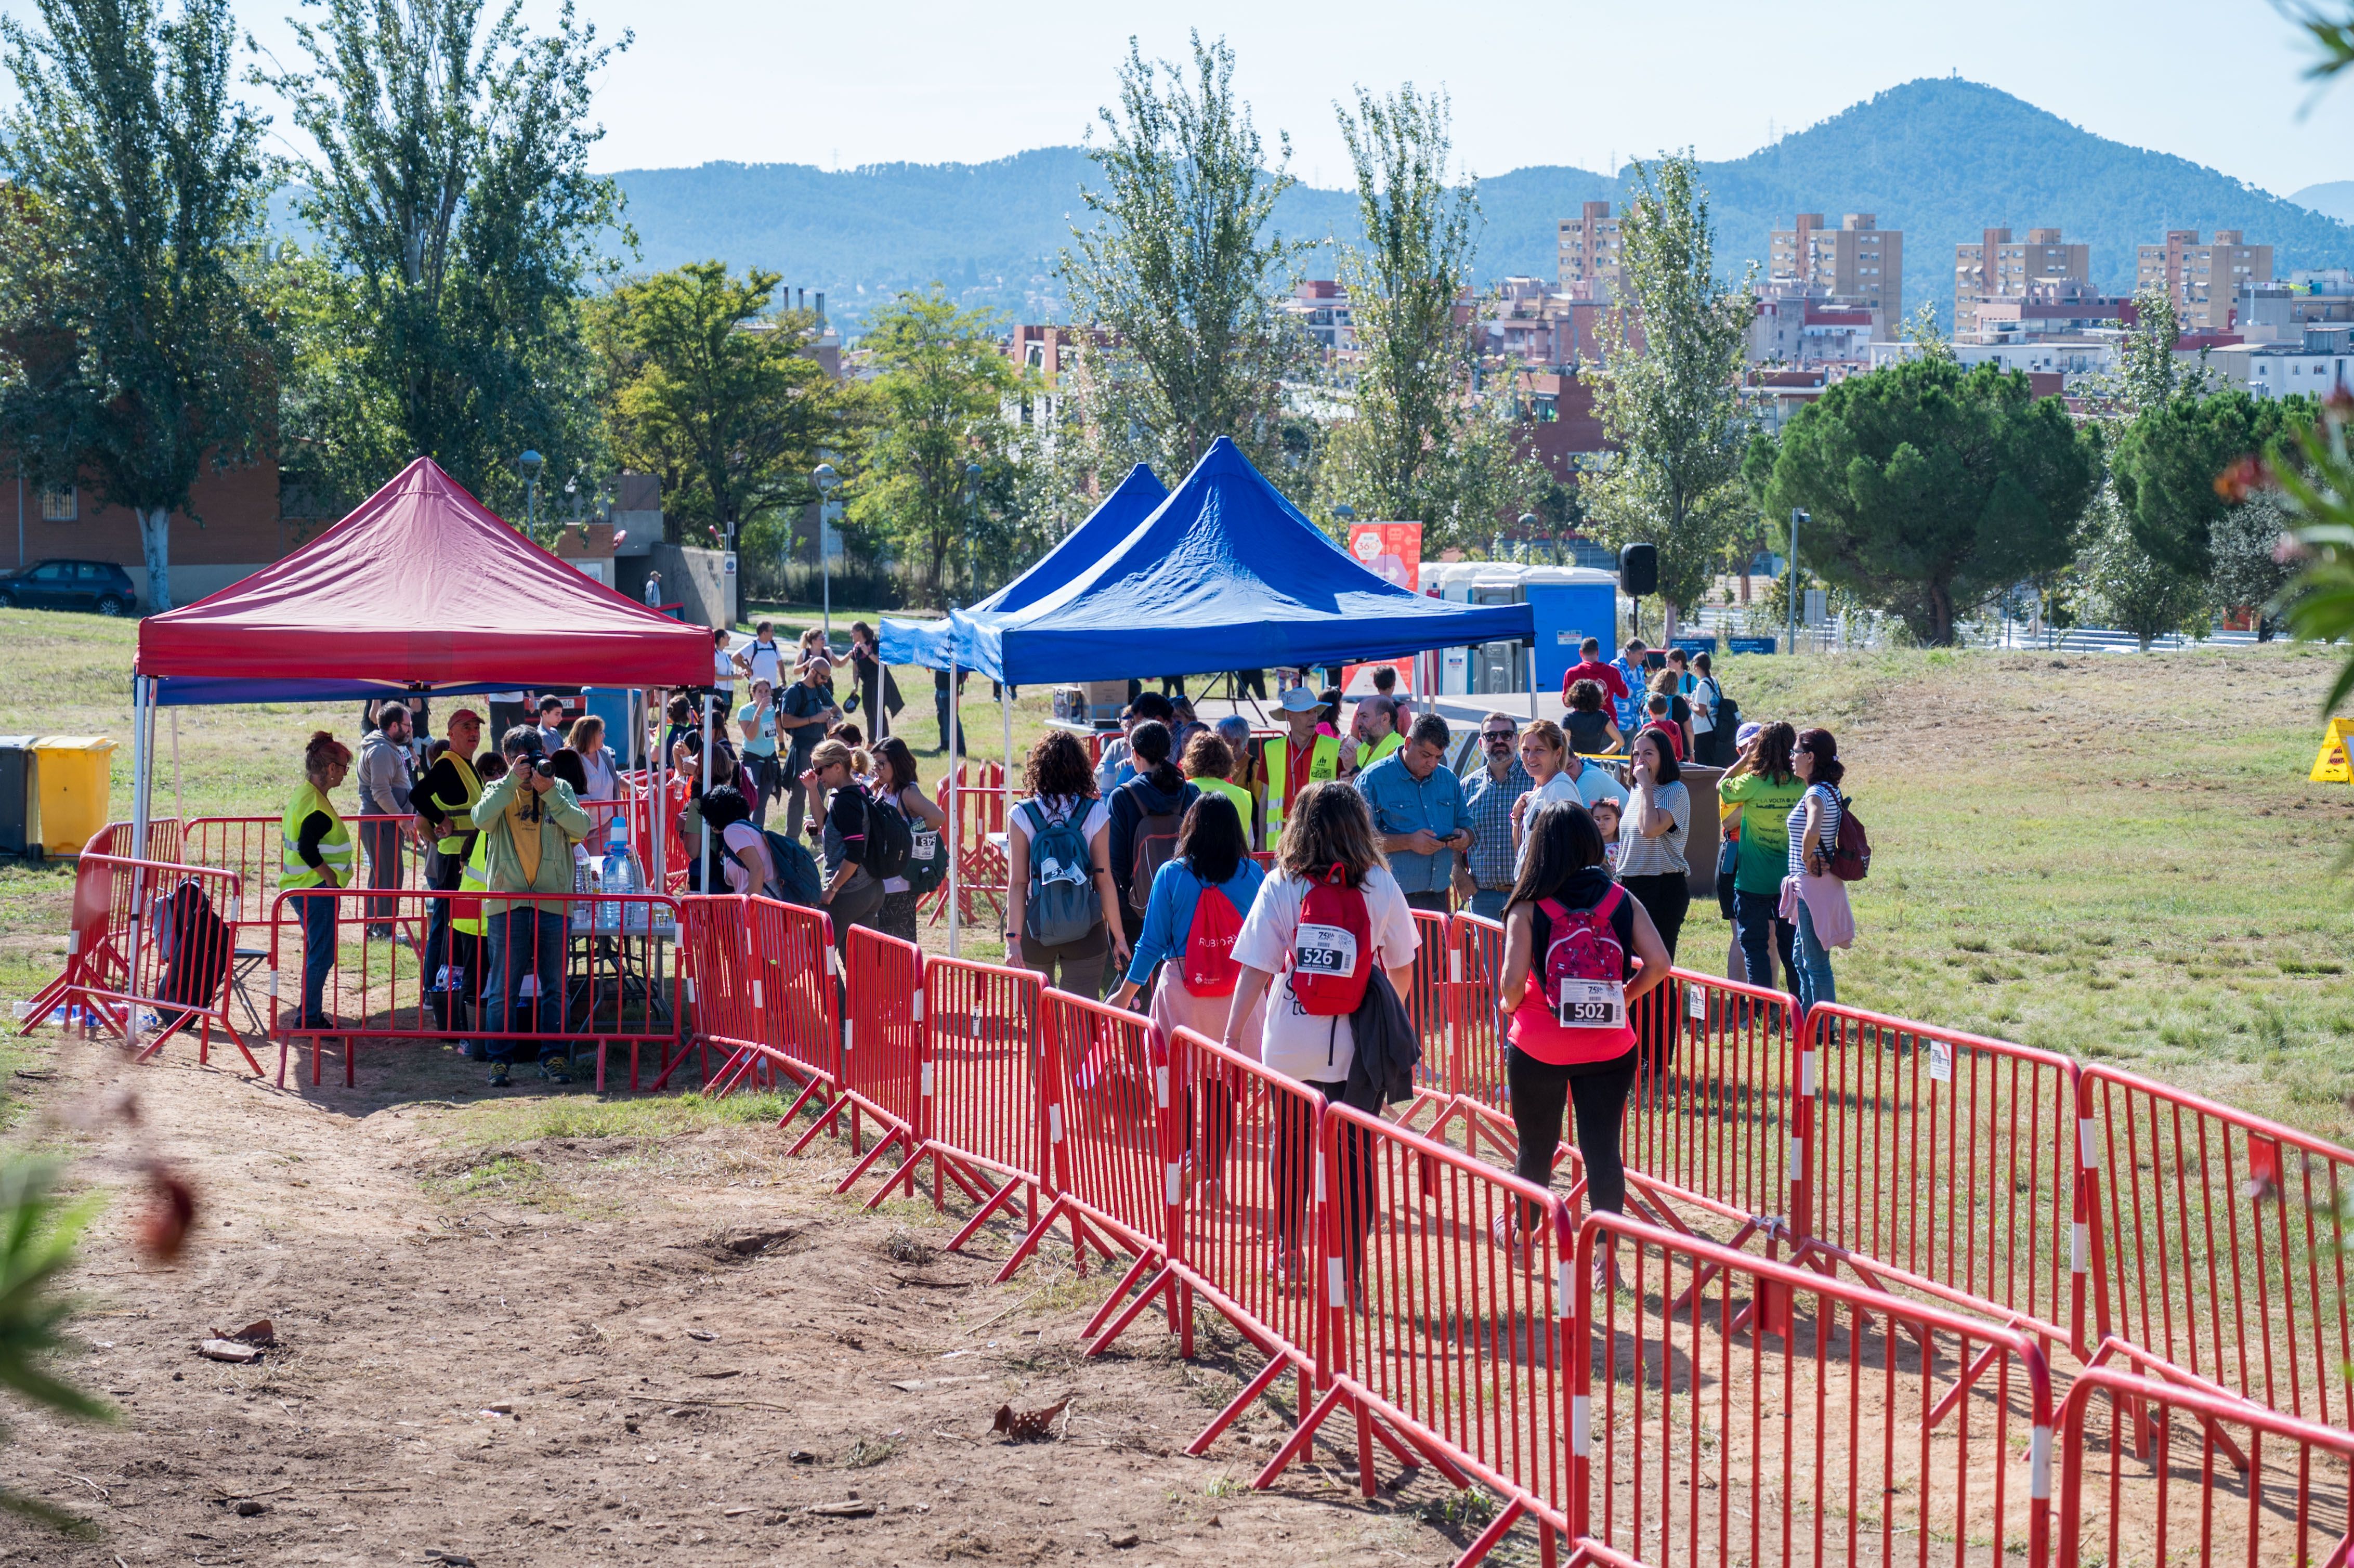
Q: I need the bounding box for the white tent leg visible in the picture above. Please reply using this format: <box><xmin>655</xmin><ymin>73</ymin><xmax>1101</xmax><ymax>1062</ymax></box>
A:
<box><xmin>700</xmin><ymin>694</ymin><xmax>714</xmax><ymax>891</ymax></box>
<box><xmin>649</xmin><ymin>692</ymin><xmax>666</xmax><ymax>893</ymax></box>
<box><xmin>947</xmin><ymin>646</ymin><xmax>960</xmax><ymax>960</ymax></box>
<box><xmin>126</xmin><ymin>675</ymin><xmax>152</xmax><ymax>1048</ymax></box>
<box><xmin>171</xmin><ymin>708</ymin><xmax>182</xmax><ymax>826</ymax></box>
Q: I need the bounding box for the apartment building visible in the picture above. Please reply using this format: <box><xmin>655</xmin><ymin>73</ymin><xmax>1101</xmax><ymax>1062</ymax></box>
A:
<box><xmin>1746</xmin><ymin>280</ymin><xmax>1876</xmax><ymax>369</ymax></box>
<box><xmin>1279</xmin><ymin>279</ymin><xmax>1357</xmax><ymax>353</ymax></box>
<box><xmin>1767</xmin><ymin>213</ymin><xmax>1902</xmax><ymax>335</ymax></box>
<box><xmin>1555</xmin><ymin>201</ymin><xmax>1625</xmax><ymax>303</ymax></box>
<box><xmin>2135</xmin><ymin>230</ymin><xmax>2272</xmax><ymax>333</ymax></box>
<box><xmin>2234</xmin><ymin>268</ymin><xmax>2354</xmax><ymax>342</ymax></box>
<box><xmin>1481</xmin><ymin>276</ymin><xmax>1623</xmax><ymax>368</ymax></box>
<box><xmin>2208</xmin><ymin>323</ymin><xmax>2354</xmax><ymax>399</ymax></box>
<box><xmin>1952</xmin><ymin>227</ymin><xmax>2091</xmax><ymax>334</ymax></box>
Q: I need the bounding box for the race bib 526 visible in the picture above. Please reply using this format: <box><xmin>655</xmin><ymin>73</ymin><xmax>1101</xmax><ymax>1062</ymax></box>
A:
<box><xmin>1294</xmin><ymin>923</ymin><xmax>1358</xmax><ymax>977</ymax></box>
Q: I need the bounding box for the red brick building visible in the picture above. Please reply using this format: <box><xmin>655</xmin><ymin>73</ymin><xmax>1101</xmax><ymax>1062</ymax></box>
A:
<box><xmin>3</xmin><ymin>454</ymin><xmax>299</xmax><ymax>610</ymax></box>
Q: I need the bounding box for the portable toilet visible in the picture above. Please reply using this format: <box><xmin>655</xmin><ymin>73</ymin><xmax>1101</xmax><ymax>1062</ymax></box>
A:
<box><xmin>1522</xmin><ymin>565</ymin><xmax>1622</xmax><ymax>694</ymax></box>
<box><xmin>1469</xmin><ymin>569</ymin><xmax>1528</xmax><ymax>694</ymax></box>
<box><xmin>1419</xmin><ymin>564</ymin><xmax>1475</xmax><ymax>695</ymax></box>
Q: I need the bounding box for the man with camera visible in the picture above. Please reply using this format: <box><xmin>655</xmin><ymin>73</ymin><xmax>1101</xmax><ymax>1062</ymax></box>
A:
<box><xmin>469</xmin><ymin>726</ymin><xmax>592</xmax><ymax>1087</ymax></box>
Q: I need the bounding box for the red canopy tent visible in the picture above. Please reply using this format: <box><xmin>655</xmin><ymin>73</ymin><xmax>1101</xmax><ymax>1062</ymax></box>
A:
<box><xmin>123</xmin><ymin>457</ymin><xmax>715</xmax><ymax>901</ymax></box>
<box><xmin>137</xmin><ymin>456</ymin><xmax>710</xmax><ymax>701</ymax></box>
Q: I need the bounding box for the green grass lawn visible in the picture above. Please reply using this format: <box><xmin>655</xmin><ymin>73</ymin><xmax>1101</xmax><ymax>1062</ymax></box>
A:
<box><xmin>0</xmin><ymin>608</ymin><xmax>2348</xmax><ymax>1139</ymax></box>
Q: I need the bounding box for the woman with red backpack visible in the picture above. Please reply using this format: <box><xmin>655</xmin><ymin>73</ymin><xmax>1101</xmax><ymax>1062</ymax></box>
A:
<box><xmin>1222</xmin><ymin>781</ymin><xmax>1420</xmax><ymax>1287</ymax></box>
<box><xmin>1109</xmin><ymin>794</ymin><xmax>1266</xmax><ymax>1044</ymax></box>
<box><xmin>1497</xmin><ymin>799</ymin><xmax>1671</xmax><ymax>1285</ymax></box>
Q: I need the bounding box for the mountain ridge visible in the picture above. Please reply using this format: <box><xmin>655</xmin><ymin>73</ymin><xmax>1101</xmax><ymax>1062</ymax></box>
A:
<box><xmin>595</xmin><ymin>77</ymin><xmax>2354</xmax><ymax>332</ymax></box>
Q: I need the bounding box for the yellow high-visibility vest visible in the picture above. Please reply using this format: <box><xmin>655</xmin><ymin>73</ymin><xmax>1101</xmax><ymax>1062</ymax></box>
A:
<box><xmin>452</xmin><ymin>834</ymin><xmax>491</xmax><ymax>938</ymax></box>
<box><xmin>280</xmin><ymin>781</ymin><xmax>352</xmax><ymax>891</ymax></box>
<box><xmin>1362</xmin><ymin>731</ymin><xmax>1404</xmax><ymax>768</ymax></box>
<box><xmin>1263</xmin><ymin>732</ymin><xmax>1341</xmax><ymax>840</ymax></box>
<box><xmin>422</xmin><ymin>752</ymin><xmax>481</xmax><ymax>856</ymax></box>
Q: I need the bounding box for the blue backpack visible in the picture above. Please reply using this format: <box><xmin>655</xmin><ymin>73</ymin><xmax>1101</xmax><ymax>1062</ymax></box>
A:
<box><xmin>1021</xmin><ymin>802</ymin><xmax>1100</xmax><ymax>947</ymax></box>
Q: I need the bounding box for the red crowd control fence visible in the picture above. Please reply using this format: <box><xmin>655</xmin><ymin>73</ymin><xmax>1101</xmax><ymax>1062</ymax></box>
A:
<box><xmin>1395</xmin><ymin>908</ymin><xmax>1457</xmax><ymax>1135</ymax></box>
<box><xmin>2056</xmin><ymin>1362</ymin><xmax>2354</xmax><ymax>1568</ymax></box>
<box><xmin>829</xmin><ymin>926</ymin><xmax>927</xmax><ymax>1182</ymax></box>
<box><xmin>88</xmin><ymin>817</ymin><xmax>185</xmax><ymax>864</ymax></box>
<box><xmin>673</xmin><ymin>895</ymin><xmax>838</xmax><ymax>1105</ymax></box>
<box><xmin>33</xmin><ymin>852</ymin><xmax>257</xmax><ymax>1072</ymax></box>
<box><xmin>916</xmin><ymin>956</ymin><xmax>1046</xmax><ymax>1244</ymax></box>
<box><xmin>1617</xmin><ymin>968</ymin><xmax>1801</xmax><ymax>1252</ymax></box>
<box><xmin>1007</xmin><ymin>991</ymin><xmax>1170</xmax><ymax>1329</ymax></box>
<box><xmin>267</xmin><ymin>886</ymin><xmax>683</xmax><ymax>1089</ymax></box>
<box><xmin>1572</xmin><ymin>1212</ymin><xmax>2055</xmax><ymax>1568</ymax></box>
<box><xmin>1266</xmin><ymin>1103</ymin><xmax>1576</xmax><ymax>1565</ymax></box>
<box><xmin>1155</xmin><ymin>1027</ymin><xmax>1334</xmax><ymax>1455</ymax></box>
<box><xmin>1799</xmin><ymin>1003</ymin><xmax>2083</xmax><ymax>1353</ymax></box>
<box><xmin>2080</xmin><ymin>1062</ymin><xmax>2354</xmax><ymax>1428</ymax></box>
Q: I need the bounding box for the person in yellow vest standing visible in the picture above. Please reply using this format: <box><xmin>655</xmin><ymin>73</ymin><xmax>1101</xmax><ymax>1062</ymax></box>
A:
<box><xmin>471</xmin><ymin>727</ymin><xmax>591</xmax><ymax>1087</ymax></box>
<box><xmin>446</xmin><ymin>752</ymin><xmax>507</xmax><ymax>1058</ymax></box>
<box><xmin>412</xmin><ymin>708</ymin><xmax>486</xmax><ymax>1033</ymax></box>
<box><xmin>282</xmin><ymin>731</ymin><xmax>355</xmax><ymax>1031</ymax></box>
<box><xmin>1358</xmin><ymin>695</ymin><xmax>1406</xmax><ymax>771</ymax></box>
<box><xmin>1262</xmin><ymin>687</ymin><xmax>1349</xmax><ymax>847</ymax></box>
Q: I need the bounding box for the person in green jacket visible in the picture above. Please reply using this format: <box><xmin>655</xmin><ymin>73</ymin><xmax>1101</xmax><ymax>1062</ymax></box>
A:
<box><xmin>1715</xmin><ymin>721</ymin><xmax>1806</xmax><ymax>996</ymax></box>
<box><xmin>470</xmin><ymin>727</ymin><xmax>592</xmax><ymax>1086</ymax></box>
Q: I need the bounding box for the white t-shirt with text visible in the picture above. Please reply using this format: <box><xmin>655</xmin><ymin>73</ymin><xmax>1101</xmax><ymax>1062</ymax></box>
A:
<box><xmin>1231</xmin><ymin>866</ymin><xmax>1420</xmax><ymax>1088</ymax></box>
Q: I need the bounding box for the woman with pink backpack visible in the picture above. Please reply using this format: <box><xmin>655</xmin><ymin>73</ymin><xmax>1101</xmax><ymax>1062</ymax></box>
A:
<box><xmin>1496</xmin><ymin>800</ymin><xmax>1672</xmax><ymax>1287</ymax></box>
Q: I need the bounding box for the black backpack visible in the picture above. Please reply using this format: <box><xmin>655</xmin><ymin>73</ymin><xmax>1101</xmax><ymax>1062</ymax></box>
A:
<box><xmin>864</xmin><ymin>787</ymin><xmax>913</xmax><ymax>880</ymax></box>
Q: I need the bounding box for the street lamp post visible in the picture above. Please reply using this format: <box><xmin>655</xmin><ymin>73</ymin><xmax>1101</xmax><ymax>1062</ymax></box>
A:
<box><xmin>814</xmin><ymin>463</ymin><xmax>840</xmax><ymax>644</ymax></box>
<box><xmin>963</xmin><ymin>461</ymin><xmax>982</xmax><ymax>597</ymax></box>
<box><xmin>1788</xmin><ymin>508</ymin><xmax>1808</xmax><ymax>656</ymax></box>
<box><xmin>519</xmin><ymin>449</ymin><xmax>543</xmax><ymax>538</ymax></box>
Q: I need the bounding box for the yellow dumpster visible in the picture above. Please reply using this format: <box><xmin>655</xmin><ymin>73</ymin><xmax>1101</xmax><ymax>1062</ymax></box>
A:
<box><xmin>32</xmin><ymin>736</ymin><xmax>114</xmax><ymax>855</ymax></box>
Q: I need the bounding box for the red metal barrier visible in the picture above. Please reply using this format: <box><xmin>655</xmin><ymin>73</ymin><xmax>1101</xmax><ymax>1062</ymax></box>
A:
<box><xmin>267</xmin><ymin>886</ymin><xmax>682</xmax><ymax>1089</ymax></box>
<box><xmin>1798</xmin><ymin>1003</ymin><xmax>2082</xmax><ymax>1353</ymax></box>
<box><xmin>673</xmin><ymin>895</ymin><xmax>840</xmax><ymax>1112</ymax></box>
<box><xmin>87</xmin><ymin>817</ymin><xmax>184</xmax><ymax>863</ymax></box>
<box><xmin>2057</xmin><ymin>1361</ymin><xmax>2354</xmax><ymax>1568</ymax></box>
<box><xmin>186</xmin><ymin>813</ymin><xmax>428</xmax><ymax>934</ymax></box>
<box><xmin>926</xmin><ymin>766</ymin><xmax>1008</xmax><ymax>928</ymax></box>
<box><xmin>1262</xmin><ymin>1103</ymin><xmax>1572</xmax><ymax>1566</ymax></box>
<box><xmin>34</xmin><ymin>853</ymin><xmax>256</xmax><ymax>1073</ymax></box>
<box><xmin>907</xmin><ymin>956</ymin><xmax>1045</xmax><ymax>1239</ymax></box>
<box><xmin>1154</xmin><ymin>1026</ymin><xmax>1336</xmax><ymax>1455</ymax></box>
<box><xmin>829</xmin><ymin>926</ymin><xmax>927</xmax><ymax>1187</ymax></box>
<box><xmin>1573</xmin><ymin>1212</ymin><xmax>2055</xmax><ymax>1568</ymax></box>
<box><xmin>2080</xmin><ymin>1062</ymin><xmax>2354</xmax><ymax>1427</ymax></box>
<box><xmin>1435</xmin><ymin>912</ymin><xmax>1510</xmax><ymax>1154</ymax></box>
<box><xmin>1615</xmin><ymin>968</ymin><xmax>1801</xmax><ymax>1251</ymax></box>
<box><xmin>1001</xmin><ymin>991</ymin><xmax>1167</xmax><ymax>1318</ymax></box>
<box><xmin>1394</xmin><ymin>908</ymin><xmax>1456</xmax><ymax>1135</ymax></box>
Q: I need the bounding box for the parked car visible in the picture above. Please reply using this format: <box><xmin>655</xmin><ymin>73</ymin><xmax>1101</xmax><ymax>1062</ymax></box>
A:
<box><xmin>0</xmin><ymin>559</ymin><xmax>135</xmax><ymax>616</ymax></box>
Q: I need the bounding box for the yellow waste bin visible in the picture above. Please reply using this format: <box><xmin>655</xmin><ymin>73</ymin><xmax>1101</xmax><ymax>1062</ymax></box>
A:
<box><xmin>32</xmin><ymin>736</ymin><xmax>114</xmax><ymax>855</ymax></box>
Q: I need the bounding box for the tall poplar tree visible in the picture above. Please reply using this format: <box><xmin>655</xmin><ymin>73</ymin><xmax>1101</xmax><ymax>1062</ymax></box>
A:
<box><xmin>1584</xmin><ymin>153</ymin><xmax>1754</xmax><ymax>612</ymax></box>
<box><xmin>0</xmin><ymin>0</ymin><xmax>274</xmax><ymax>610</ymax></box>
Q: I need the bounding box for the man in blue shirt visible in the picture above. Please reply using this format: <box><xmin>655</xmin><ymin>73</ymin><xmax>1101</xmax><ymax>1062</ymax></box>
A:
<box><xmin>1455</xmin><ymin>712</ymin><xmax>1531</xmax><ymax>921</ymax></box>
<box><xmin>1353</xmin><ymin>712</ymin><xmax>1475</xmax><ymax>913</ymax></box>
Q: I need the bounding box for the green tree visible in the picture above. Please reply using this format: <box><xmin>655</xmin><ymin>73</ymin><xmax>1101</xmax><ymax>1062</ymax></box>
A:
<box><xmin>261</xmin><ymin>0</ymin><xmax>627</xmax><ymax>515</ymax></box>
<box><xmin>851</xmin><ymin>287</ymin><xmax>1027</xmax><ymax>602</ymax></box>
<box><xmin>590</xmin><ymin>262</ymin><xmax>858</xmax><ymax>550</ymax></box>
<box><xmin>1058</xmin><ymin>33</ymin><xmax>1310</xmax><ymax>488</ymax></box>
<box><xmin>1584</xmin><ymin>153</ymin><xmax>1754</xmax><ymax>611</ymax></box>
<box><xmin>2110</xmin><ymin>387</ymin><xmax>2309</xmax><ymax>580</ymax></box>
<box><xmin>0</xmin><ymin>0</ymin><xmax>274</xmax><ymax>610</ymax></box>
<box><xmin>0</xmin><ymin>1161</ymin><xmax>111</xmax><ymax>1527</ymax></box>
<box><xmin>1311</xmin><ymin>86</ymin><xmax>1536</xmax><ymax>546</ymax></box>
<box><xmin>1759</xmin><ymin>357</ymin><xmax>2100</xmax><ymax>645</ymax></box>
<box><xmin>2077</xmin><ymin>487</ymin><xmax>2209</xmax><ymax>651</ymax></box>
<box><xmin>2207</xmin><ymin>490</ymin><xmax>2297</xmax><ymax>639</ymax></box>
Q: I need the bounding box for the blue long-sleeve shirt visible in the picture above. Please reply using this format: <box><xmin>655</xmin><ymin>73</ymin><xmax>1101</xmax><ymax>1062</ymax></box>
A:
<box><xmin>1123</xmin><ymin>855</ymin><xmax>1267</xmax><ymax>987</ymax></box>
<box><xmin>1353</xmin><ymin>752</ymin><xmax>1475</xmax><ymax>895</ymax></box>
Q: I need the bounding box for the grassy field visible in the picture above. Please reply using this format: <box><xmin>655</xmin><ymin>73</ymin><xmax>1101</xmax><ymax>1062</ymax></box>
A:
<box><xmin>0</xmin><ymin>607</ymin><xmax>2349</xmax><ymax>1138</ymax></box>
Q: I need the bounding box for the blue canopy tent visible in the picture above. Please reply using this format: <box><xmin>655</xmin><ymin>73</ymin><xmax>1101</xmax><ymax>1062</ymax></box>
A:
<box><xmin>881</xmin><ymin>463</ymin><xmax>1167</xmax><ymax>670</ymax></box>
<box><xmin>945</xmin><ymin>437</ymin><xmax>1532</xmax><ymax>685</ymax></box>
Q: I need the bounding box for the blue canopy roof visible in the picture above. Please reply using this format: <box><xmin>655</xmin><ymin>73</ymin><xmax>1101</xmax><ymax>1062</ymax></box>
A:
<box><xmin>880</xmin><ymin>464</ymin><xmax>1167</xmax><ymax>671</ymax></box>
<box><xmin>939</xmin><ymin>437</ymin><xmax>1534</xmax><ymax>687</ymax></box>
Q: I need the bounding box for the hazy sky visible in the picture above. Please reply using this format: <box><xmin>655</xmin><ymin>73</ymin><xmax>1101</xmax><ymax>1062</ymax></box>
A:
<box><xmin>12</xmin><ymin>0</ymin><xmax>2354</xmax><ymax>197</ymax></box>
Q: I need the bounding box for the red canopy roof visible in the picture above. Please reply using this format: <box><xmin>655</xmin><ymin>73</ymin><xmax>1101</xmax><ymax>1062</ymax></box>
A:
<box><xmin>137</xmin><ymin>458</ymin><xmax>711</xmax><ymax>697</ymax></box>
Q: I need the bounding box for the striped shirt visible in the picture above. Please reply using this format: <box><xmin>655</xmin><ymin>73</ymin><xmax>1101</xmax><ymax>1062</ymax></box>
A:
<box><xmin>1788</xmin><ymin>784</ymin><xmax>1843</xmax><ymax>877</ymax></box>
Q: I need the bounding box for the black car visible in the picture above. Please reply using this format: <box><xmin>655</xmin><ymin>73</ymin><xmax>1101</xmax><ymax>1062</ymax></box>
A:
<box><xmin>0</xmin><ymin>559</ymin><xmax>136</xmax><ymax>616</ymax></box>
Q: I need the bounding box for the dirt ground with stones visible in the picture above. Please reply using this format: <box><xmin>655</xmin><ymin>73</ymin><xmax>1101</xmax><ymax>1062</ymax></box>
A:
<box><xmin>0</xmin><ymin>1035</ymin><xmax>1516</xmax><ymax>1567</ymax></box>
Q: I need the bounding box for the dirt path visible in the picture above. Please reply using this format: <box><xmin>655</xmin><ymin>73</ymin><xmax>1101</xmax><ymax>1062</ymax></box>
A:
<box><xmin>0</xmin><ymin>1036</ymin><xmax>1507</xmax><ymax>1567</ymax></box>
